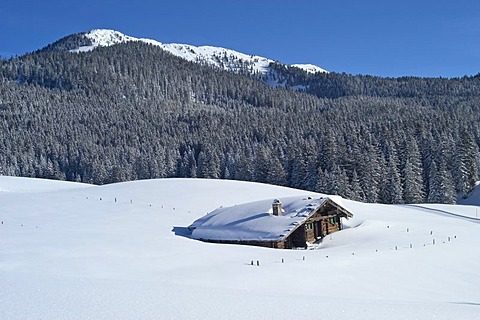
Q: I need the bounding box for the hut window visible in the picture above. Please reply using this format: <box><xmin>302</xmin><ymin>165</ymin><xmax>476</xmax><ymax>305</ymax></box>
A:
<box><xmin>306</xmin><ymin>223</ymin><xmax>313</xmax><ymax>230</ymax></box>
<box><xmin>329</xmin><ymin>217</ymin><xmax>335</xmax><ymax>225</ymax></box>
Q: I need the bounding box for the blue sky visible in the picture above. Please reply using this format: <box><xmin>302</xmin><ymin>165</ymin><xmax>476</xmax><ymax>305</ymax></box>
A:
<box><xmin>1</xmin><ymin>0</ymin><xmax>479</xmax><ymax>77</ymax></box>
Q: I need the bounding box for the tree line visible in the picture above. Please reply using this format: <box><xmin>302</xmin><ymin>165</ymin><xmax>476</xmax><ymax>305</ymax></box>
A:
<box><xmin>0</xmin><ymin>41</ymin><xmax>479</xmax><ymax>204</ymax></box>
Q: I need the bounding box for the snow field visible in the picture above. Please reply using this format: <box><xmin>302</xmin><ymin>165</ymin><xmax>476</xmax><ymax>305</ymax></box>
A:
<box><xmin>1</xmin><ymin>176</ymin><xmax>480</xmax><ymax>319</ymax></box>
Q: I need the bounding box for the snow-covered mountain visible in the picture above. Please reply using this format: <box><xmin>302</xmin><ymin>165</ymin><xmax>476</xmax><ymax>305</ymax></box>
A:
<box><xmin>69</xmin><ymin>29</ymin><xmax>328</xmax><ymax>77</ymax></box>
<box><xmin>2</xmin><ymin>176</ymin><xmax>480</xmax><ymax>319</ymax></box>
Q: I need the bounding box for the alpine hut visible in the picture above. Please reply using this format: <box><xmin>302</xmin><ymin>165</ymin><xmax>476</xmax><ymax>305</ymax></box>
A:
<box><xmin>187</xmin><ymin>195</ymin><xmax>353</xmax><ymax>249</ymax></box>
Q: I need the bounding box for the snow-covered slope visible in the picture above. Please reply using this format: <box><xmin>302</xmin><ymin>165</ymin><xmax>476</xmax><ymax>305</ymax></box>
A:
<box><xmin>291</xmin><ymin>63</ymin><xmax>327</xmax><ymax>74</ymax></box>
<box><xmin>71</xmin><ymin>29</ymin><xmax>328</xmax><ymax>76</ymax></box>
<box><xmin>1</xmin><ymin>176</ymin><xmax>480</xmax><ymax>320</ymax></box>
<box><xmin>0</xmin><ymin>176</ymin><xmax>91</xmax><ymax>193</ymax></box>
<box><xmin>458</xmin><ymin>181</ymin><xmax>480</xmax><ymax>207</ymax></box>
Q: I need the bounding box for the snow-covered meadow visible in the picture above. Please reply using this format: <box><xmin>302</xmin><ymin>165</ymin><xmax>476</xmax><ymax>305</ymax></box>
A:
<box><xmin>1</xmin><ymin>176</ymin><xmax>479</xmax><ymax>319</ymax></box>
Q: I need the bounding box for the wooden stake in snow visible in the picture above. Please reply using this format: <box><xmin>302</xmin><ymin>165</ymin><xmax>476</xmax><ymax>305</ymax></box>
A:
<box><xmin>257</xmin><ymin>260</ymin><xmax>259</xmax><ymax>266</ymax></box>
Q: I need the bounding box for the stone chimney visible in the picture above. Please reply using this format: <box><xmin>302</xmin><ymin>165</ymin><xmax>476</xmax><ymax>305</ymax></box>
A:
<box><xmin>272</xmin><ymin>199</ymin><xmax>282</xmax><ymax>216</ymax></box>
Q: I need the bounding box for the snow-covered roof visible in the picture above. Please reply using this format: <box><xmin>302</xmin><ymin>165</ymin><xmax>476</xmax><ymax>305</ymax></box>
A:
<box><xmin>189</xmin><ymin>195</ymin><xmax>350</xmax><ymax>242</ymax></box>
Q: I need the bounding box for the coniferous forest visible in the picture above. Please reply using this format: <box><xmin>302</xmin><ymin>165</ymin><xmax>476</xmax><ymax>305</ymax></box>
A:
<box><xmin>1</xmin><ymin>41</ymin><xmax>480</xmax><ymax>204</ymax></box>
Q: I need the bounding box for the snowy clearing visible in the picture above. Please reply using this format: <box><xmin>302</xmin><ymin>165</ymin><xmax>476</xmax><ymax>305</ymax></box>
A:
<box><xmin>1</xmin><ymin>176</ymin><xmax>479</xmax><ymax>319</ymax></box>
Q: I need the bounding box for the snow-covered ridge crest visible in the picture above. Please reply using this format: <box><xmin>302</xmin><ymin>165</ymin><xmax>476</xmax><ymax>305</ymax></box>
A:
<box><xmin>72</xmin><ymin>29</ymin><xmax>328</xmax><ymax>75</ymax></box>
<box><xmin>291</xmin><ymin>63</ymin><xmax>328</xmax><ymax>74</ymax></box>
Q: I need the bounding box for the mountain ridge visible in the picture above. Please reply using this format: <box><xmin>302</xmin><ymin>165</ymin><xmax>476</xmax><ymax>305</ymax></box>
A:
<box><xmin>45</xmin><ymin>29</ymin><xmax>328</xmax><ymax>79</ymax></box>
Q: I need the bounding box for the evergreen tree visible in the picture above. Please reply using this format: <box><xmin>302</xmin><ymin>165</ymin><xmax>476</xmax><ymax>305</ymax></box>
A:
<box><xmin>379</xmin><ymin>146</ymin><xmax>403</xmax><ymax>204</ymax></box>
<box><xmin>427</xmin><ymin>160</ymin><xmax>456</xmax><ymax>204</ymax></box>
<box><xmin>401</xmin><ymin>139</ymin><xmax>425</xmax><ymax>203</ymax></box>
<box><xmin>454</xmin><ymin>130</ymin><xmax>479</xmax><ymax>197</ymax></box>
<box><xmin>348</xmin><ymin>170</ymin><xmax>365</xmax><ymax>201</ymax></box>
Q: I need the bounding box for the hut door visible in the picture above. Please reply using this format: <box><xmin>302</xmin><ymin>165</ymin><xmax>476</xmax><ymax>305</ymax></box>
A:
<box><xmin>322</xmin><ymin>219</ymin><xmax>329</xmax><ymax>236</ymax></box>
<box><xmin>315</xmin><ymin>221</ymin><xmax>322</xmax><ymax>239</ymax></box>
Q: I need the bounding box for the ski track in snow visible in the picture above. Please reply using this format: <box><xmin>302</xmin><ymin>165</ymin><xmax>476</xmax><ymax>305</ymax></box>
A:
<box><xmin>400</xmin><ymin>204</ymin><xmax>480</xmax><ymax>224</ymax></box>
